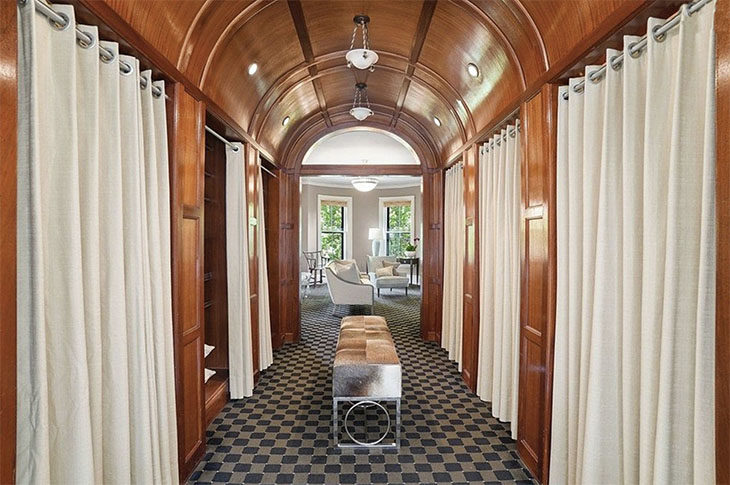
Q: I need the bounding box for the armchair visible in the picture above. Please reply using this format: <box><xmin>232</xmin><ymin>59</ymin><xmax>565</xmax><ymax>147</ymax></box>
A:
<box><xmin>325</xmin><ymin>260</ymin><xmax>374</xmax><ymax>315</ymax></box>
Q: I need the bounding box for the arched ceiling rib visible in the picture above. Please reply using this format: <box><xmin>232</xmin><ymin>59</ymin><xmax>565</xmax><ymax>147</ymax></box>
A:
<box><xmin>102</xmin><ymin>0</ymin><xmax>653</xmax><ymax>166</ymax></box>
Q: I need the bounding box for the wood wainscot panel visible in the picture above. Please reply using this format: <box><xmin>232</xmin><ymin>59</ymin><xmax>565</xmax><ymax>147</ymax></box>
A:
<box><xmin>168</xmin><ymin>83</ymin><xmax>206</xmax><ymax>482</ymax></box>
<box><xmin>0</xmin><ymin>1</ymin><xmax>17</xmax><ymax>482</ymax></box>
<box><xmin>421</xmin><ymin>170</ymin><xmax>444</xmax><ymax>343</ymax></box>
<box><xmin>517</xmin><ymin>84</ymin><xmax>558</xmax><ymax>484</ymax></box>
<box><xmin>461</xmin><ymin>146</ymin><xmax>480</xmax><ymax>392</ymax></box>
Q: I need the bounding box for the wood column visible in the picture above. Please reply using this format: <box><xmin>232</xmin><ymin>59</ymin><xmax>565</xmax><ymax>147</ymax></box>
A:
<box><xmin>516</xmin><ymin>84</ymin><xmax>558</xmax><ymax>484</ymax></box>
<box><xmin>167</xmin><ymin>83</ymin><xmax>206</xmax><ymax>482</ymax></box>
<box><xmin>461</xmin><ymin>146</ymin><xmax>480</xmax><ymax>392</ymax></box>
<box><xmin>0</xmin><ymin>1</ymin><xmax>17</xmax><ymax>482</ymax></box>
<box><xmin>245</xmin><ymin>145</ymin><xmax>260</xmax><ymax>379</ymax></box>
<box><xmin>278</xmin><ymin>170</ymin><xmax>301</xmax><ymax>343</ymax></box>
<box><xmin>421</xmin><ymin>170</ymin><xmax>444</xmax><ymax>342</ymax></box>
<box><xmin>716</xmin><ymin>0</ymin><xmax>730</xmax><ymax>482</ymax></box>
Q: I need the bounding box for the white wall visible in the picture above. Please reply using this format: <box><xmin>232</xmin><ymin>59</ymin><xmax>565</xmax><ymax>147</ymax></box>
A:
<box><xmin>300</xmin><ymin>182</ymin><xmax>422</xmax><ymax>272</ymax></box>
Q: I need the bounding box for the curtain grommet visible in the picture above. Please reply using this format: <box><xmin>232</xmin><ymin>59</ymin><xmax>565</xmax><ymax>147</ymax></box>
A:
<box><xmin>589</xmin><ymin>71</ymin><xmax>602</xmax><ymax>84</ymax></box>
<box><xmin>628</xmin><ymin>42</ymin><xmax>642</xmax><ymax>59</ymax></box>
<box><xmin>76</xmin><ymin>31</ymin><xmax>96</xmax><ymax>50</ymax></box>
<box><xmin>609</xmin><ymin>55</ymin><xmax>622</xmax><ymax>71</ymax></box>
<box><xmin>48</xmin><ymin>11</ymin><xmax>70</xmax><ymax>31</ymax></box>
<box><xmin>120</xmin><ymin>61</ymin><xmax>134</xmax><ymax>76</ymax></box>
<box><xmin>100</xmin><ymin>50</ymin><xmax>116</xmax><ymax>64</ymax></box>
<box><xmin>652</xmin><ymin>24</ymin><xmax>667</xmax><ymax>43</ymax></box>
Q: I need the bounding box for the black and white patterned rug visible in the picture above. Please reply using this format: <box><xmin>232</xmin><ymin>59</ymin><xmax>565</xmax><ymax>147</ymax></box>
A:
<box><xmin>189</xmin><ymin>285</ymin><xmax>533</xmax><ymax>484</ymax></box>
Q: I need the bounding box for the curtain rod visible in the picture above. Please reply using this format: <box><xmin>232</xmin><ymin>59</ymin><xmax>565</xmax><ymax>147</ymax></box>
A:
<box><xmin>205</xmin><ymin>126</ymin><xmax>278</xmax><ymax>178</ymax></box>
<box><xmin>562</xmin><ymin>0</ymin><xmax>713</xmax><ymax>100</ymax></box>
<box><xmin>26</xmin><ymin>0</ymin><xmax>166</xmax><ymax>99</ymax></box>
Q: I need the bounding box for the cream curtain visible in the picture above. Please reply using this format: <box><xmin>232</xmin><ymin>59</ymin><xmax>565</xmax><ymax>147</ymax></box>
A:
<box><xmin>476</xmin><ymin>127</ymin><xmax>521</xmax><ymax>439</ymax></box>
<box><xmin>17</xmin><ymin>3</ymin><xmax>178</xmax><ymax>483</ymax></box>
<box><xmin>256</xmin><ymin>166</ymin><xmax>274</xmax><ymax>371</ymax></box>
<box><xmin>226</xmin><ymin>143</ymin><xmax>255</xmax><ymax>398</ymax></box>
<box><xmin>550</xmin><ymin>3</ymin><xmax>716</xmax><ymax>483</ymax></box>
<box><xmin>441</xmin><ymin>163</ymin><xmax>465</xmax><ymax>368</ymax></box>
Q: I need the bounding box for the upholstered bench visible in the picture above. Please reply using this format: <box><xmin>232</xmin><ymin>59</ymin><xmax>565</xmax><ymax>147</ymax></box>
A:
<box><xmin>332</xmin><ymin>315</ymin><xmax>401</xmax><ymax>449</ymax></box>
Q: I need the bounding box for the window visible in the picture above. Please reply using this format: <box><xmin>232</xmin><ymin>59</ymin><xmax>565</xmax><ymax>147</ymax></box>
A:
<box><xmin>380</xmin><ymin>197</ymin><xmax>414</xmax><ymax>256</ymax></box>
<box><xmin>318</xmin><ymin>196</ymin><xmax>352</xmax><ymax>260</ymax></box>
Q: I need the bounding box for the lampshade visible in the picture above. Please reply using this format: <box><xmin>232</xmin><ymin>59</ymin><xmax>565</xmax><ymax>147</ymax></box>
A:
<box><xmin>346</xmin><ymin>48</ymin><xmax>379</xmax><ymax>70</ymax></box>
<box><xmin>351</xmin><ymin>177</ymin><xmax>378</xmax><ymax>192</ymax></box>
<box><xmin>368</xmin><ymin>228</ymin><xmax>383</xmax><ymax>240</ymax></box>
<box><xmin>349</xmin><ymin>106</ymin><xmax>373</xmax><ymax>121</ymax></box>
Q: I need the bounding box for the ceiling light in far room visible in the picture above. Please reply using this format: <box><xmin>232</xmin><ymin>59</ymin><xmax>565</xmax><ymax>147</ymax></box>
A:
<box><xmin>433</xmin><ymin>116</ymin><xmax>442</xmax><ymax>127</ymax></box>
<box><xmin>248</xmin><ymin>63</ymin><xmax>258</xmax><ymax>75</ymax></box>
<box><xmin>351</xmin><ymin>177</ymin><xmax>378</xmax><ymax>192</ymax></box>
<box><xmin>346</xmin><ymin>15</ymin><xmax>379</xmax><ymax>71</ymax></box>
<box><xmin>350</xmin><ymin>82</ymin><xmax>373</xmax><ymax>121</ymax></box>
<box><xmin>467</xmin><ymin>62</ymin><xmax>480</xmax><ymax>78</ymax></box>
<box><xmin>282</xmin><ymin>116</ymin><xmax>291</xmax><ymax>126</ymax></box>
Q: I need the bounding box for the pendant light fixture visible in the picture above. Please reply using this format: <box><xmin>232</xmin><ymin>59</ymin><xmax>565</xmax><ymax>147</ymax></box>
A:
<box><xmin>349</xmin><ymin>82</ymin><xmax>373</xmax><ymax>121</ymax></box>
<box><xmin>346</xmin><ymin>14</ymin><xmax>378</xmax><ymax>71</ymax></box>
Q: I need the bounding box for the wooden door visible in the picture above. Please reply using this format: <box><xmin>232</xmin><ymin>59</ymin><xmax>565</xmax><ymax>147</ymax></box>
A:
<box><xmin>517</xmin><ymin>85</ymin><xmax>558</xmax><ymax>483</ymax></box>
<box><xmin>262</xmin><ymin>165</ymin><xmax>282</xmax><ymax>349</ymax></box>
<box><xmin>462</xmin><ymin>147</ymin><xmax>480</xmax><ymax>392</ymax></box>
<box><xmin>167</xmin><ymin>83</ymin><xmax>206</xmax><ymax>482</ymax></box>
<box><xmin>421</xmin><ymin>170</ymin><xmax>444</xmax><ymax>343</ymax></box>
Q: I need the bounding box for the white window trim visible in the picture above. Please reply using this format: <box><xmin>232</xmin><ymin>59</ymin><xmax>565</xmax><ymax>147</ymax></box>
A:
<box><xmin>317</xmin><ymin>194</ymin><xmax>353</xmax><ymax>260</ymax></box>
<box><xmin>379</xmin><ymin>195</ymin><xmax>415</xmax><ymax>257</ymax></box>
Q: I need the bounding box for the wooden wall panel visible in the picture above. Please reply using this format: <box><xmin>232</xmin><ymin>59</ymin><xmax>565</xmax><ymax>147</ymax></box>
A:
<box><xmin>461</xmin><ymin>146</ymin><xmax>479</xmax><ymax>392</ymax></box>
<box><xmin>246</xmin><ymin>145</ymin><xmax>260</xmax><ymax>378</ymax></box>
<box><xmin>0</xmin><ymin>1</ymin><xmax>17</xmax><ymax>482</ymax></box>
<box><xmin>517</xmin><ymin>84</ymin><xmax>557</xmax><ymax>484</ymax></box>
<box><xmin>278</xmin><ymin>171</ymin><xmax>301</xmax><ymax>343</ymax></box>
<box><xmin>421</xmin><ymin>170</ymin><xmax>443</xmax><ymax>343</ymax></box>
<box><xmin>716</xmin><ymin>1</ymin><xmax>730</xmax><ymax>482</ymax></box>
<box><xmin>262</xmin><ymin>166</ymin><xmax>282</xmax><ymax>349</ymax></box>
<box><xmin>168</xmin><ymin>83</ymin><xmax>206</xmax><ymax>482</ymax></box>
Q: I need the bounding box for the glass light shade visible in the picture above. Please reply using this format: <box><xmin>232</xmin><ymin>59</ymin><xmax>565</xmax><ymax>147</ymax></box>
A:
<box><xmin>368</xmin><ymin>228</ymin><xmax>383</xmax><ymax>240</ymax></box>
<box><xmin>346</xmin><ymin>48</ymin><xmax>379</xmax><ymax>69</ymax></box>
<box><xmin>351</xmin><ymin>177</ymin><xmax>378</xmax><ymax>192</ymax></box>
<box><xmin>349</xmin><ymin>106</ymin><xmax>373</xmax><ymax>121</ymax></box>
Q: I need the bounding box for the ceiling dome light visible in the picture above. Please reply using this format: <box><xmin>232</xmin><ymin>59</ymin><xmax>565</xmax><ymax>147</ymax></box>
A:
<box><xmin>248</xmin><ymin>63</ymin><xmax>258</xmax><ymax>75</ymax></box>
<box><xmin>351</xmin><ymin>177</ymin><xmax>378</xmax><ymax>192</ymax></box>
<box><xmin>346</xmin><ymin>15</ymin><xmax>378</xmax><ymax>71</ymax></box>
<box><xmin>282</xmin><ymin>116</ymin><xmax>290</xmax><ymax>126</ymax></box>
<box><xmin>350</xmin><ymin>106</ymin><xmax>374</xmax><ymax>121</ymax></box>
<box><xmin>467</xmin><ymin>63</ymin><xmax>480</xmax><ymax>78</ymax></box>
<box><xmin>350</xmin><ymin>82</ymin><xmax>373</xmax><ymax>121</ymax></box>
<box><xmin>433</xmin><ymin>116</ymin><xmax>442</xmax><ymax>127</ymax></box>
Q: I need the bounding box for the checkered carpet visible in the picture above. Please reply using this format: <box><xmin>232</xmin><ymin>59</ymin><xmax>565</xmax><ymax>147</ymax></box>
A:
<box><xmin>189</xmin><ymin>285</ymin><xmax>533</xmax><ymax>484</ymax></box>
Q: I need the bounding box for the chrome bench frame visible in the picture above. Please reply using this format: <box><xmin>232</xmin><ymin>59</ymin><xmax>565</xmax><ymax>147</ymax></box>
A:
<box><xmin>332</xmin><ymin>396</ymin><xmax>401</xmax><ymax>449</ymax></box>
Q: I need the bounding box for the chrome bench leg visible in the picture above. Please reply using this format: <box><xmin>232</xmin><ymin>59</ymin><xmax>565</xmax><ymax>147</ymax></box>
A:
<box><xmin>333</xmin><ymin>398</ymin><xmax>338</xmax><ymax>447</ymax></box>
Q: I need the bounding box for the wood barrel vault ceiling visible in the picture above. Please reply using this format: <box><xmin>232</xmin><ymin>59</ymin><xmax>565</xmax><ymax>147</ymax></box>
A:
<box><xmin>100</xmin><ymin>0</ymin><xmax>657</xmax><ymax>169</ymax></box>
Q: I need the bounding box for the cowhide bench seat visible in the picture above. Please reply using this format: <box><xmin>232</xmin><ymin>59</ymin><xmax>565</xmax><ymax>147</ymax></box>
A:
<box><xmin>332</xmin><ymin>315</ymin><xmax>401</xmax><ymax>449</ymax></box>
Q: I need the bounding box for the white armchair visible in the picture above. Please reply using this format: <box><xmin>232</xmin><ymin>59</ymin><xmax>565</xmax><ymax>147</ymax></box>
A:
<box><xmin>325</xmin><ymin>260</ymin><xmax>374</xmax><ymax>315</ymax></box>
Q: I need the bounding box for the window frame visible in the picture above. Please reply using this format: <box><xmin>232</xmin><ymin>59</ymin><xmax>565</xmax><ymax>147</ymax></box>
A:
<box><xmin>317</xmin><ymin>194</ymin><xmax>353</xmax><ymax>260</ymax></box>
<box><xmin>379</xmin><ymin>196</ymin><xmax>415</xmax><ymax>257</ymax></box>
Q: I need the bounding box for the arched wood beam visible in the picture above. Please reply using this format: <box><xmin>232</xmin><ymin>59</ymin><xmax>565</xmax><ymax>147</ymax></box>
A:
<box><xmin>249</xmin><ymin>49</ymin><xmax>476</xmax><ymax>139</ymax></box>
<box><xmin>284</xmin><ymin>119</ymin><xmax>437</xmax><ymax>174</ymax></box>
<box><xmin>448</xmin><ymin>0</ymin><xmax>526</xmax><ymax>91</ymax></box>
<box><xmin>281</xmin><ymin>102</ymin><xmax>440</xmax><ymax>170</ymax></box>
<box><xmin>176</xmin><ymin>0</ymin><xmax>213</xmax><ymax>71</ymax></box>
<box><xmin>199</xmin><ymin>0</ymin><xmax>277</xmax><ymax>88</ymax></box>
<box><xmin>252</xmin><ymin>58</ymin><xmax>470</xmax><ymax>144</ymax></box>
<box><xmin>509</xmin><ymin>0</ymin><xmax>549</xmax><ymax>69</ymax></box>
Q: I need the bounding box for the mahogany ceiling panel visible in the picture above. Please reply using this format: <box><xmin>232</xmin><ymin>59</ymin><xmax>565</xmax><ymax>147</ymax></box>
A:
<box><xmin>102</xmin><ymin>0</ymin><xmax>206</xmax><ymax>62</ymax></box>
<box><xmin>257</xmin><ymin>81</ymin><xmax>321</xmax><ymax>153</ymax></box>
<box><xmin>520</xmin><ymin>0</ymin><xmax>645</xmax><ymax>66</ymax></box>
<box><xmin>417</xmin><ymin>0</ymin><xmax>523</xmax><ymax>134</ymax></box>
<box><xmin>318</xmin><ymin>67</ymin><xmax>404</xmax><ymax>113</ymax></box>
<box><xmin>177</xmin><ymin>0</ymin><xmax>259</xmax><ymax>83</ymax></box>
<box><xmin>204</xmin><ymin>0</ymin><xmax>305</xmax><ymax>133</ymax></box>
<box><xmin>401</xmin><ymin>81</ymin><xmax>460</xmax><ymax>158</ymax></box>
<box><xmin>300</xmin><ymin>0</ymin><xmax>423</xmax><ymax>60</ymax></box>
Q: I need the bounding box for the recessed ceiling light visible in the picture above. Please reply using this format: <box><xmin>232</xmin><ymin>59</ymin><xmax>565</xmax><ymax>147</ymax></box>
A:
<box><xmin>456</xmin><ymin>99</ymin><xmax>464</xmax><ymax>109</ymax></box>
<box><xmin>248</xmin><ymin>63</ymin><xmax>258</xmax><ymax>75</ymax></box>
<box><xmin>433</xmin><ymin>116</ymin><xmax>442</xmax><ymax>127</ymax></box>
<box><xmin>467</xmin><ymin>63</ymin><xmax>479</xmax><ymax>78</ymax></box>
<box><xmin>282</xmin><ymin>116</ymin><xmax>290</xmax><ymax>126</ymax></box>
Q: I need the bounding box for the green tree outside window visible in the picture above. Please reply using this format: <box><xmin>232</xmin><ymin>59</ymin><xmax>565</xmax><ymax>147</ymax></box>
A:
<box><xmin>320</xmin><ymin>203</ymin><xmax>344</xmax><ymax>259</ymax></box>
<box><xmin>386</xmin><ymin>204</ymin><xmax>412</xmax><ymax>256</ymax></box>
